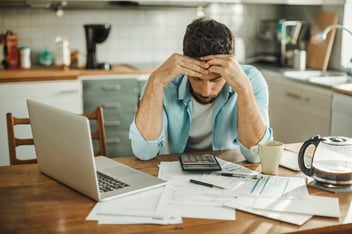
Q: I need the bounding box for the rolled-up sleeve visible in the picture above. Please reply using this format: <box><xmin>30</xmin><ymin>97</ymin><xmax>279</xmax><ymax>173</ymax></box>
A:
<box><xmin>238</xmin><ymin>127</ymin><xmax>273</xmax><ymax>163</ymax></box>
<box><xmin>129</xmin><ymin>118</ymin><xmax>165</xmax><ymax>160</ymax></box>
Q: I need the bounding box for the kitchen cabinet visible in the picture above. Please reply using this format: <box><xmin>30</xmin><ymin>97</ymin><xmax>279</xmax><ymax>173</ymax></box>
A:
<box><xmin>261</xmin><ymin>69</ymin><xmax>333</xmax><ymax>143</ymax></box>
<box><xmin>81</xmin><ymin>74</ymin><xmax>148</xmax><ymax>158</ymax></box>
<box><xmin>0</xmin><ymin>80</ymin><xmax>82</xmax><ymax>166</ymax></box>
<box><xmin>331</xmin><ymin>93</ymin><xmax>352</xmax><ymax>137</ymax></box>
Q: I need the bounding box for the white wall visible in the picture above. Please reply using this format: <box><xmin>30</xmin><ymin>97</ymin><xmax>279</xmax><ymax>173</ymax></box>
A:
<box><xmin>0</xmin><ymin>3</ymin><xmax>345</xmax><ymax>69</ymax></box>
<box><xmin>0</xmin><ymin>4</ymin><xmax>281</xmax><ymax>68</ymax></box>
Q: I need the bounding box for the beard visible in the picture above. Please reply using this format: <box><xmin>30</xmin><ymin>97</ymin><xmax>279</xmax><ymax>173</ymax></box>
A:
<box><xmin>191</xmin><ymin>91</ymin><xmax>217</xmax><ymax>104</ymax></box>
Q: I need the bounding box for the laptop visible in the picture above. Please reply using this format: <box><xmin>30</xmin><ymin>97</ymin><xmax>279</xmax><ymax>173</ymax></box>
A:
<box><xmin>27</xmin><ymin>99</ymin><xmax>166</xmax><ymax>202</ymax></box>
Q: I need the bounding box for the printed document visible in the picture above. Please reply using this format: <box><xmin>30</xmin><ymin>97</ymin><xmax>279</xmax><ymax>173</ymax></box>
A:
<box><xmin>86</xmin><ymin>186</ymin><xmax>182</xmax><ymax>224</ymax></box>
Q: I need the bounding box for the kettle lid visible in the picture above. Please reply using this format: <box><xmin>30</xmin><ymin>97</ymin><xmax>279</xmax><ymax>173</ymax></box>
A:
<box><xmin>322</xmin><ymin>136</ymin><xmax>352</xmax><ymax>146</ymax></box>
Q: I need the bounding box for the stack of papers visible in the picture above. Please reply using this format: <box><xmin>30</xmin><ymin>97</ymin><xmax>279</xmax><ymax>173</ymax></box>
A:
<box><xmin>86</xmin><ymin>186</ymin><xmax>182</xmax><ymax>224</ymax></box>
<box><xmin>87</xmin><ymin>157</ymin><xmax>340</xmax><ymax>225</ymax></box>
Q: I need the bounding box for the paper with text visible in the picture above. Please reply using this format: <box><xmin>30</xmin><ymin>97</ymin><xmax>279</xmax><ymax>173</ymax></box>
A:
<box><xmin>156</xmin><ymin>177</ymin><xmax>236</xmax><ymax>220</ymax></box>
<box><xmin>86</xmin><ymin>186</ymin><xmax>182</xmax><ymax>224</ymax></box>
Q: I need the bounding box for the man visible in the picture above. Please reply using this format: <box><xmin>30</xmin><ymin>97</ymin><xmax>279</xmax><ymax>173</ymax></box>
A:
<box><xmin>129</xmin><ymin>17</ymin><xmax>272</xmax><ymax>163</ymax></box>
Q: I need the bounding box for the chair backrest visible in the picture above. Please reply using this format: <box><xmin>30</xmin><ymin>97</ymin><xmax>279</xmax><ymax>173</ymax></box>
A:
<box><xmin>83</xmin><ymin>107</ymin><xmax>107</xmax><ymax>157</ymax></box>
<box><xmin>6</xmin><ymin>107</ymin><xmax>107</xmax><ymax>165</ymax></box>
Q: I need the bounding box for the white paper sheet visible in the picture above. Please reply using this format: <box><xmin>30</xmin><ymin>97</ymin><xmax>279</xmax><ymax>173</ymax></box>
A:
<box><xmin>216</xmin><ymin>172</ymin><xmax>313</xmax><ymax>225</ymax></box>
<box><xmin>280</xmin><ymin>149</ymin><xmax>300</xmax><ymax>171</ymax></box>
<box><xmin>86</xmin><ymin>186</ymin><xmax>182</xmax><ymax>224</ymax></box>
<box><xmin>204</xmin><ymin>173</ymin><xmax>309</xmax><ymax>199</ymax></box>
<box><xmin>253</xmin><ymin>195</ymin><xmax>341</xmax><ymax>218</ymax></box>
<box><xmin>225</xmin><ymin>197</ymin><xmax>312</xmax><ymax>225</ymax></box>
<box><xmin>158</xmin><ymin>161</ymin><xmax>207</xmax><ymax>181</ymax></box>
<box><xmin>156</xmin><ymin>177</ymin><xmax>236</xmax><ymax>220</ymax></box>
<box><xmin>343</xmin><ymin>201</ymin><xmax>352</xmax><ymax>224</ymax></box>
<box><xmin>158</xmin><ymin>158</ymin><xmax>313</xmax><ymax>224</ymax></box>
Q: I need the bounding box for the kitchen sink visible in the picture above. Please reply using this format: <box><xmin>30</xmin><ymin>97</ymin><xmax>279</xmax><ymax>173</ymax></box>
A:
<box><xmin>283</xmin><ymin>70</ymin><xmax>346</xmax><ymax>80</ymax></box>
<box><xmin>309</xmin><ymin>76</ymin><xmax>351</xmax><ymax>87</ymax></box>
<box><xmin>283</xmin><ymin>70</ymin><xmax>325</xmax><ymax>80</ymax></box>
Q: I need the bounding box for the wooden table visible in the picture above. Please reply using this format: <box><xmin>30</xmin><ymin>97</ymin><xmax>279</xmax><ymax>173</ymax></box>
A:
<box><xmin>0</xmin><ymin>148</ymin><xmax>351</xmax><ymax>233</ymax></box>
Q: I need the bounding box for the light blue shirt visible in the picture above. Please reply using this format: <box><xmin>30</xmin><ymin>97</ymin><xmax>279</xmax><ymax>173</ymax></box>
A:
<box><xmin>129</xmin><ymin>64</ymin><xmax>273</xmax><ymax>163</ymax></box>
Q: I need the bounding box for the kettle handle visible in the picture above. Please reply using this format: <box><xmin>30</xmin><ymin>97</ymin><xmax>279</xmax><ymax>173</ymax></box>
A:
<box><xmin>298</xmin><ymin>135</ymin><xmax>321</xmax><ymax>176</ymax></box>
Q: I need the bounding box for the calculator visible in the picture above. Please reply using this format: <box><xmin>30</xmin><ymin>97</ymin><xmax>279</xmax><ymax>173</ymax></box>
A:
<box><xmin>179</xmin><ymin>154</ymin><xmax>222</xmax><ymax>171</ymax></box>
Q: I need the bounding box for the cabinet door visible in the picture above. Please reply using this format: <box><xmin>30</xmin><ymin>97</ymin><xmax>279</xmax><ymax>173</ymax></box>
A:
<box><xmin>82</xmin><ymin>75</ymin><xmax>142</xmax><ymax>158</ymax></box>
<box><xmin>263</xmin><ymin>70</ymin><xmax>332</xmax><ymax>143</ymax></box>
<box><xmin>331</xmin><ymin>93</ymin><xmax>352</xmax><ymax>137</ymax></box>
<box><xmin>0</xmin><ymin>80</ymin><xmax>82</xmax><ymax>166</ymax></box>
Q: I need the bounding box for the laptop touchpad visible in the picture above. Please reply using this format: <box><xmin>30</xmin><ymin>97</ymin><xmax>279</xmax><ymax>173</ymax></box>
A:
<box><xmin>102</xmin><ymin>166</ymin><xmax>137</xmax><ymax>177</ymax></box>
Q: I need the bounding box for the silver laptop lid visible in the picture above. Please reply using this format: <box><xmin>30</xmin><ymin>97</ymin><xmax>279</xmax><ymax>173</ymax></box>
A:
<box><xmin>27</xmin><ymin>99</ymin><xmax>101</xmax><ymax>201</ymax></box>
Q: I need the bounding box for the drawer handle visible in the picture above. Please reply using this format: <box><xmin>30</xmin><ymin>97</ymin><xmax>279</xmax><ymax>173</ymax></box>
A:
<box><xmin>101</xmin><ymin>84</ymin><xmax>121</xmax><ymax>90</ymax></box>
<box><xmin>285</xmin><ymin>91</ymin><xmax>302</xmax><ymax>100</ymax></box>
<box><xmin>105</xmin><ymin>120</ymin><xmax>121</xmax><ymax>126</ymax></box>
<box><xmin>59</xmin><ymin>89</ymin><xmax>80</xmax><ymax>94</ymax></box>
<box><xmin>107</xmin><ymin>138</ymin><xmax>121</xmax><ymax>144</ymax></box>
<box><xmin>102</xmin><ymin>102</ymin><xmax>121</xmax><ymax>109</ymax></box>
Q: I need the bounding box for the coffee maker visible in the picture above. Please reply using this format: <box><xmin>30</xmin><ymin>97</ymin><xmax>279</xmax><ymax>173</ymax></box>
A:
<box><xmin>84</xmin><ymin>24</ymin><xmax>111</xmax><ymax>70</ymax></box>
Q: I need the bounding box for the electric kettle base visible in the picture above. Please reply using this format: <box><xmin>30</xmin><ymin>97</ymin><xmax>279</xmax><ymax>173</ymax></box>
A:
<box><xmin>313</xmin><ymin>177</ymin><xmax>352</xmax><ymax>187</ymax></box>
<box><xmin>308</xmin><ymin>180</ymin><xmax>352</xmax><ymax>193</ymax></box>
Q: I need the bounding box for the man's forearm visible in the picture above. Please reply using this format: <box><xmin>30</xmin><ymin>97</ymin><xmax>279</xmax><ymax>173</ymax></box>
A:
<box><xmin>236</xmin><ymin>84</ymin><xmax>267</xmax><ymax>148</ymax></box>
<box><xmin>135</xmin><ymin>76</ymin><xmax>165</xmax><ymax>140</ymax></box>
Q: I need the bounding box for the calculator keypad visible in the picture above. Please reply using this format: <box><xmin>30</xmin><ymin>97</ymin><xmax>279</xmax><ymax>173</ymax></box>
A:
<box><xmin>179</xmin><ymin>154</ymin><xmax>222</xmax><ymax>171</ymax></box>
<box><xmin>182</xmin><ymin>155</ymin><xmax>216</xmax><ymax>164</ymax></box>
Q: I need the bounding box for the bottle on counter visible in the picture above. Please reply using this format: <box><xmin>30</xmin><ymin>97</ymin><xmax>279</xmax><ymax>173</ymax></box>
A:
<box><xmin>19</xmin><ymin>46</ymin><xmax>31</xmax><ymax>69</ymax></box>
<box><xmin>55</xmin><ymin>36</ymin><xmax>70</xmax><ymax>69</ymax></box>
<box><xmin>3</xmin><ymin>30</ymin><xmax>19</xmax><ymax>69</ymax></box>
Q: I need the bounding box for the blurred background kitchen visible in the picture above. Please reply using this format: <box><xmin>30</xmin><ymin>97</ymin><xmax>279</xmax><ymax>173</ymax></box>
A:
<box><xmin>1</xmin><ymin>0</ymin><xmax>352</xmax><ymax>166</ymax></box>
<box><xmin>0</xmin><ymin>0</ymin><xmax>350</xmax><ymax>70</ymax></box>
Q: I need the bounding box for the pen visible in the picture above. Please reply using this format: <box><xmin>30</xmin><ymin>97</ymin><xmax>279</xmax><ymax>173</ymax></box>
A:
<box><xmin>189</xmin><ymin>179</ymin><xmax>225</xmax><ymax>190</ymax></box>
<box><xmin>217</xmin><ymin>172</ymin><xmax>263</xmax><ymax>179</ymax></box>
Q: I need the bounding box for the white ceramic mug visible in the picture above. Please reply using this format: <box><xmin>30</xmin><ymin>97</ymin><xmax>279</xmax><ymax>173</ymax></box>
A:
<box><xmin>258</xmin><ymin>141</ymin><xmax>284</xmax><ymax>175</ymax></box>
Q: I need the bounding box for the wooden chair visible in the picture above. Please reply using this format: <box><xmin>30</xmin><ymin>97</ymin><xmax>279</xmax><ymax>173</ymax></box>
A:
<box><xmin>6</xmin><ymin>107</ymin><xmax>107</xmax><ymax>165</ymax></box>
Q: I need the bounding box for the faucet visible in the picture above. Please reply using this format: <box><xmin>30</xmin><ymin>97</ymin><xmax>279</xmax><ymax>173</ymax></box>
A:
<box><xmin>322</xmin><ymin>24</ymin><xmax>352</xmax><ymax>75</ymax></box>
<box><xmin>322</xmin><ymin>24</ymin><xmax>352</xmax><ymax>40</ymax></box>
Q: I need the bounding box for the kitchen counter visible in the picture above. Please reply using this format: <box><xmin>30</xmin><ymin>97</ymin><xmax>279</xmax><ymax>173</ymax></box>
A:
<box><xmin>332</xmin><ymin>83</ymin><xmax>352</xmax><ymax>96</ymax></box>
<box><xmin>2</xmin><ymin>62</ymin><xmax>352</xmax><ymax>96</ymax></box>
<box><xmin>255</xmin><ymin>63</ymin><xmax>352</xmax><ymax>96</ymax></box>
<box><xmin>0</xmin><ymin>64</ymin><xmax>154</xmax><ymax>83</ymax></box>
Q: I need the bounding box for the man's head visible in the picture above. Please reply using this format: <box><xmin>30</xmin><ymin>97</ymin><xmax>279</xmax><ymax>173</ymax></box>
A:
<box><xmin>183</xmin><ymin>17</ymin><xmax>235</xmax><ymax>104</ymax></box>
<box><xmin>183</xmin><ymin>17</ymin><xmax>235</xmax><ymax>58</ymax></box>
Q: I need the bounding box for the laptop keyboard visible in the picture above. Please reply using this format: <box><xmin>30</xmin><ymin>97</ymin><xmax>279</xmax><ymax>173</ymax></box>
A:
<box><xmin>97</xmin><ymin>172</ymin><xmax>130</xmax><ymax>193</ymax></box>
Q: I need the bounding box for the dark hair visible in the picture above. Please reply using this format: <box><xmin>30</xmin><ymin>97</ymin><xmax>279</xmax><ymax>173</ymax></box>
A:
<box><xmin>183</xmin><ymin>17</ymin><xmax>235</xmax><ymax>58</ymax></box>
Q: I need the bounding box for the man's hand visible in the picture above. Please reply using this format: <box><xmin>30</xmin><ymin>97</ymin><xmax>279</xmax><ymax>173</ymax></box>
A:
<box><xmin>151</xmin><ymin>53</ymin><xmax>209</xmax><ymax>88</ymax></box>
<box><xmin>200</xmin><ymin>54</ymin><xmax>250</xmax><ymax>92</ymax></box>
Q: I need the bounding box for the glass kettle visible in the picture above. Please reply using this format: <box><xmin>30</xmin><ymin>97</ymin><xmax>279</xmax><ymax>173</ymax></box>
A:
<box><xmin>298</xmin><ymin>135</ymin><xmax>352</xmax><ymax>186</ymax></box>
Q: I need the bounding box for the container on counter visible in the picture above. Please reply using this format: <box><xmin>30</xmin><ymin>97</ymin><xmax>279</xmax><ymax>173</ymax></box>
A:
<box><xmin>3</xmin><ymin>31</ymin><xmax>19</xmax><ymax>69</ymax></box>
<box><xmin>55</xmin><ymin>36</ymin><xmax>70</xmax><ymax>68</ymax></box>
<box><xmin>293</xmin><ymin>49</ymin><xmax>306</xmax><ymax>71</ymax></box>
<box><xmin>19</xmin><ymin>46</ymin><xmax>31</xmax><ymax>69</ymax></box>
<box><xmin>39</xmin><ymin>48</ymin><xmax>54</xmax><ymax>66</ymax></box>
